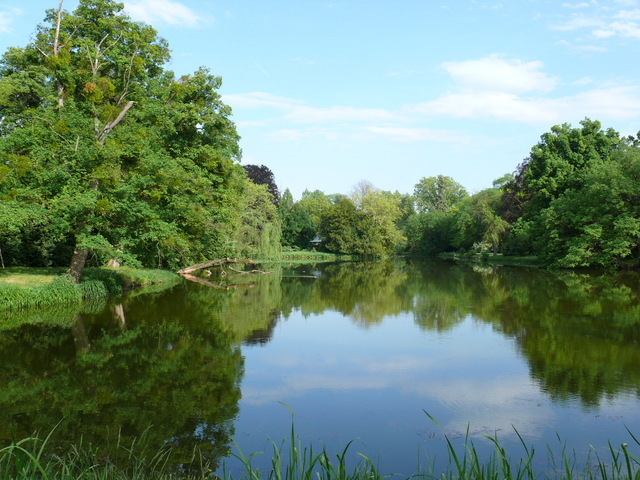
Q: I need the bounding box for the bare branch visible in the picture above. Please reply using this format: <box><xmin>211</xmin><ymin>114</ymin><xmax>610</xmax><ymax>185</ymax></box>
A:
<box><xmin>53</xmin><ymin>0</ymin><xmax>63</xmax><ymax>57</ymax></box>
<box><xmin>96</xmin><ymin>100</ymin><xmax>135</xmax><ymax>144</ymax></box>
<box><xmin>177</xmin><ymin>258</ymin><xmax>257</xmax><ymax>275</ymax></box>
<box><xmin>181</xmin><ymin>274</ymin><xmax>255</xmax><ymax>290</ymax></box>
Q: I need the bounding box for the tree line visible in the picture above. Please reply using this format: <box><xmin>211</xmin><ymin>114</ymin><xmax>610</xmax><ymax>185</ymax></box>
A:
<box><xmin>2</xmin><ymin>1</ymin><xmax>640</xmax><ymax>276</ymax></box>
<box><xmin>275</xmin><ymin>118</ymin><xmax>640</xmax><ymax>270</ymax></box>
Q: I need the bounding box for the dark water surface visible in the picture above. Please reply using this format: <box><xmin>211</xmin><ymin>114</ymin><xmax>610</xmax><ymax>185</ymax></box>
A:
<box><xmin>1</xmin><ymin>259</ymin><xmax>640</xmax><ymax>476</ymax></box>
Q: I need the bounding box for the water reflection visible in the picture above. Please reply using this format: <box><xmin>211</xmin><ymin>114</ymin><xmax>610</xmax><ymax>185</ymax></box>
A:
<box><xmin>257</xmin><ymin>259</ymin><xmax>640</xmax><ymax>407</ymax></box>
<box><xmin>1</xmin><ymin>259</ymin><xmax>640</xmax><ymax>475</ymax></box>
<box><xmin>0</xmin><ymin>284</ymin><xmax>244</xmax><ymax>474</ymax></box>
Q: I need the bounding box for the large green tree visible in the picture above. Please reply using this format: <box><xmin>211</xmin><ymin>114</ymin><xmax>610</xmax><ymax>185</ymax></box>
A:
<box><xmin>503</xmin><ymin>118</ymin><xmax>621</xmax><ymax>221</ymax></box>
<box><xmin>319</xmin><ymin>191</ymin><xmax>405</xmax><ymax>256</ymax></box>
<box><xmin>234</xmin><ymin>182</ymin><xmax>282</xmax><ymax>258</ymax></box>
<box><xmin>413</xmin><ymin>175</ymin><xmax>467</xmax><ymax>213</ymax></box>
<box><xmin>533</xmin><ymin>144</ymin><xmax>640</xmax><ymax>267</ymax></box>
<box><xmin>500</xmin><ymin>119</ymin><xmax>638</xmax><ymax>266</ymax></box>
<box><xmin>0</xmin><ymin>0</ymin><xmax>244</xmax><ymax>278</ymax></box>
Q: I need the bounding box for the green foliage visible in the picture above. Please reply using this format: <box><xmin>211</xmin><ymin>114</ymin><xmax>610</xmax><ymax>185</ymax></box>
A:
<box><xmin>235</xmin><ymin>182</ymin><xmax>282</xmax><ymax>258</ymax></box>
<box><xmin>0</xmin><ymin>267</ymin><xmax>178</xmax><ymax>311</ymax></box>
<box><xmin>414</xmin><ymin>175</ymin><xmax>468</xmax><ymax>213</ymax></box>
<box><xmin>0</xmin><ymin>0</ymin><xmax>244</xmax><ymax>273</ymax></box>
<box><xmin>452</xmin><ymin>188</ymin><xmax>509</xmax><ymax>254</ymax></box>
<box><xmin>278</xmin><ymin>189</ymin><xmax>317</xmax><ymax>249</ymax></box>
<box><xmin>501</xmin><ymin>219</ymin><xmax>534</xmax><ymax>256</ymax></box>
<box><xmin>281</xmin><ymin>206</ymin><xmax>317</xmax><ymax>249</ymax></box>
<box><xmin>532</xmin><ymin>148</ymin><xmax>640</xmax><ymax>268</ymax></box>
<box><xmin>522</xmin><ymin>118</ymin><xmax>621</xmax><ymax>214</ymax></box>
<box><xmin>404</xmin><ymin>210</ymin><xmax>454</xmax><ymax>255</ymax></box>
<box><xmin>0</xmin><ymin>274</ymin><xmax>82</xmax><ymax>310</ymax></box>
<box><xmin>357</xmin><ymin>190</ymin><xmax>406</xmax><ymax>255</ymax></box>
<box><xmin>319</xmin><ymin>198</ymin><xmax>359</xmax><ymax>254</ymax></box>
<box><xmin>498</xmin><ymin>119</ymin><xmax>640</xmax><ymax>268</ymax></box>
<box><xmin>0</xmin><ymin>287</ymin><xmax>244</xmax><ymax>475</ymax></box>
<box><xmin>318</xmin><ymin>192</ymin><xmax>405</xmax><ymax>256</ymax></box>
<box><xmin>298</xmin><ymin>189</ymin><xmax>333</xmax><ymax>226</ymax></box>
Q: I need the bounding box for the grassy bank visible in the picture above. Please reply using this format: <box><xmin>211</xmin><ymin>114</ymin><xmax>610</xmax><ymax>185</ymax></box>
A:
<box><xmin>438</xmin><ymin>252</ymin><xmax>542</xmax><ymax>268</ymax></box>
<box><xmin>0</xmin><ymin>267</ymin><xmax>180</xmax><ymax>311</ymax></box>
<box><xmin>270</xmin><ymin>249</ymin><xmax>354</xmax><ymax>262</ymax></box>
<box><xmin>2</xmin><ymin>424</ymin><xmax>639</xmax><ymax>480</ymax></box>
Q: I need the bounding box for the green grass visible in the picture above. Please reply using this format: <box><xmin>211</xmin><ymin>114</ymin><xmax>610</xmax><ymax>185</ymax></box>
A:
<box><xmin>4</xmin><ymin>417</ymin><xmax>640</xmax><ymax>480</ymax></box>
<box><xmin>438</xmin><ymin>252</ymin><xmax>542</xmax><ymax>268</ymax></box>
<box><xmin>0</xmin><ymin>267</ymin><xmax>181</xmax><ymax>311</ymax></box>
<box><xmin>267</xmin><ymin>249</ymin><xmax>355</xmax><ymax>262</ymax></box>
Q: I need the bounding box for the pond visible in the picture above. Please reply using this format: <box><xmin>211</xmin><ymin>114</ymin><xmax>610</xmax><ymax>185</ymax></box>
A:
<box><xmin>1</xmin><ymin>259</ymin><xmax>640</xmax><ymax>477</ymax></box>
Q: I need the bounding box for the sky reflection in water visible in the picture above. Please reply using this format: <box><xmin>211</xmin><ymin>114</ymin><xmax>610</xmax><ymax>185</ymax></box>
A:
<box><xmin>227</xmin><ymin>261</ymin><xmax>640</xmax><ymax>476</ymax></box>
<box><xmin>2</xmin><ymin>259</ymin><xmax>640</xmax><ymax>477</ymax></box>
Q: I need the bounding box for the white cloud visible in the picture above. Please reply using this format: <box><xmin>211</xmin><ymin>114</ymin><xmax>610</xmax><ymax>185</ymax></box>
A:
<box><xmin>615</xmin><ymin>9</ymin><xmax>640</xmax><ymax>20</ymax></box>
<box><xmin>553</xmin><ymin>4</ymin><xmax>640</xmax><ymax>39</ymax></box>
<box><xmin>224</xmin><ymin>57</ymin><xmax>640</xmax><ymax>140</ymax></box>
<box><xmin>414</xmin><ymin>83</ymin><xmax>640</xmax><ymax>125</ymax></box>
<box><xmin>224</xmin><ymin>92</ymin><xmax>401</xmax><ymax>124</ymax></box>
<box><xmin>570</xmin><ymin>85</ymin><xmax>640</xmax><ymax>118</ymax></box>
<box><xmin>563</xmin><ymin>2</ymin><xmax>592</xmax><ymax>8</ymax></box>
<box><xmin>441</xmin><ymin>56</ymin><xmax>557</xmax><ymax>93</ymax></box>
<box><xmin>222</xmin><ymin>92</ymin><xmax>304</xmax><ymax>110</ymax></box>
<box><xmin>124</xmin><ymin>0</ymin><xmax>205</xmax><ymax>28</ymax></box>
<box><xmin>551</xmin><ymin>15</ymin><xmax>603</xmax><ymax>31</ymax></box>
<box><xmin>284</xmin><ymin>105</ymin><xmax>398</xmax><ymax>124</ymax></box>
<box><xmin>414</xmin><ymin>91</ymin><xmax>557</xmax><ymax>124</ymax></box>
<box><xmin>0</xmin><ymin>7</ymin><xmax>21</xmax><ymax>34</ymax></box>
<box><xmin>363</xmin><ymin>126</ymin><xmax>469</xmax><ymax>143</ymax></box>
<box><xmin>594</xmin><ymin>20</ymin><xmax>640</xmax><ymax>38</ymax></box>
<box><xmin>406</xmin><ymin>54</ymin><xmax>640</xmax><ymax>125</ymax></box>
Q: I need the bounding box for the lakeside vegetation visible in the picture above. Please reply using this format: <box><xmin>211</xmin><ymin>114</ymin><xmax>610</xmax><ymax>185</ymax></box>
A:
<box><xmin>1</xmin><ymin>4</ymin><xmax>639</xmax><ymax>480</ymax></box>
<box><xmin>1</xmin><ymin>261</ymin><xmax>639</xmax><ymax>478</ymax></box>
<box><xmin>2</xmin><ymin>423</ymin><xmax>640</xmax><ymax>480</ymax></box>
<box><xmin>0</xmin><ymin>267</ymin><xmax>179</xmax><ymax>311</ymax></box>
<box><xmin>1</xmin><ymin>1</ymin><xmax>640</xmax><ymax>286</ymax></box>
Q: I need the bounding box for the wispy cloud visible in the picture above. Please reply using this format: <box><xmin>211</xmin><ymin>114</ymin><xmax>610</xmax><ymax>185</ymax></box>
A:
<box><xmin>413</xmin><ymin>91</ymin><xmax>558</xmax><ymax>124</ymax></box>
<box><xmin>124</xmin><ymin>0</ymin><xmax>206</xmax><ymax>28</ymax></box>
<box><xmin>412</xmin><ymin>55</ymin><xmax>640</xmax><ymax>125</ymax></box>
<box><xmin>224</xmin><ymin>92</ymin><xmax>402</xmax><ymax>125</ymax></box>
<box><xmin>362</xmin><ymin>126</ymin><xmax>471</xmax><ymax>144</ymax></box>
<box><xmin>0</xmin><ymin>7</ymin><xmax>21</xmax><ymax>34</ymax></box>
<box><xmin>553</xmin><ymin>3</ymin><xmax>640</xmax><ymax>39</ymax></box>
<box><xmin>441</xmin><ymin>55</ymin><xmax>557</xmax><ymax>93</ymax></box>
<box><xmin>222</xmin><ymin>92</ymin><xmax>305</xmax><ymax>110</ymax></box>
<box><xmin>561</xmin><ymin>2</ymin><xmax>594</xmax><ymax>9</ymax></box>
<box><xmin>225</xmin><ymin>54</ymin><xmax>640</xmax><ymax>139</ymax></box>
<box><xmin>284</xmin><ymin>105</ymin><xmax>398</xmax><ymax>124</ymax></box>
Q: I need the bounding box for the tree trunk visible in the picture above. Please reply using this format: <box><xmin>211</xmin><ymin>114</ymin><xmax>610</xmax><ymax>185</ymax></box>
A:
<box><xmin>71</xmin><ymin>316</ymin><xmax>91</xmax><ymax>353</ymax></box>
<box><xmin>67</xmin><ymin>246</ymin><xmax>90</xmax><ymax>283</ymax></box>
<box><xmin>112</xmin><ymin>304</ymin><xmax>126</xmax><ymax>328</ymax></box>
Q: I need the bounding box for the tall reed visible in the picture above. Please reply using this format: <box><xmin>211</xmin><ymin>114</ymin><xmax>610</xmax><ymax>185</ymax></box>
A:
<box><xmin>1</xmin><ymin>419</ymin><xmax>639</xmax><ymax>479</ymax></box>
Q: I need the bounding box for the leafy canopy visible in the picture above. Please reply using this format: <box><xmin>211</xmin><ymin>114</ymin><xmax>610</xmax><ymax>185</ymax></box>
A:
<box><xmin>0</xmin><ymin>0</ymin><xmax>244</xmax><ymax>272</ymax></box>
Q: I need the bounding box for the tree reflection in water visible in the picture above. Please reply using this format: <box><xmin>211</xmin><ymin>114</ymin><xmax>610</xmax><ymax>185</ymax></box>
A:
<box><xmin>1</xmin><ymin>259</ymin><xmax>640</xmax><ymax>474</ymax></box>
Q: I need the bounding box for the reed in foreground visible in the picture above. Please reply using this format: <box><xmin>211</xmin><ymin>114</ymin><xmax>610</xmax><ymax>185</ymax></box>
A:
<box><xmin>1</xmin><ymin>423</ymin><xmax>640</xmax><ymax>480</ymax></box>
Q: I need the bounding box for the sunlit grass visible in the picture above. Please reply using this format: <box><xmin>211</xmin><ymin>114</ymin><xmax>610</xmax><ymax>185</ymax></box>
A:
<box><xmin>269</xmin><ymin>249</ymin><xmax>355</xmax><ymax>262</ymax></box>
<box><xmin>0</xmin><ymin>267</ymin><xmax>181</xmax><ymax>311</ymax></box>
<box><xmin>0</xmin><ymin>267</ymin><xmax>63</xmax><ymax>288</ymax></box>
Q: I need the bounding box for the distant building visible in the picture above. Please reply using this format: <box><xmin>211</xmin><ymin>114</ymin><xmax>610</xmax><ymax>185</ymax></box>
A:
<box><xmin>309</xmin><ymin>236</ymin><xmax>323</xmax><ymax>248</ymax></box>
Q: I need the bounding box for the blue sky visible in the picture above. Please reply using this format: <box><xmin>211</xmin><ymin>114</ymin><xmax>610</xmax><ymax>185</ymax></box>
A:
<box><xmin>2</xmin><ymin>0</ymin><xmax>640</xmax><ymax>199</ymax></box>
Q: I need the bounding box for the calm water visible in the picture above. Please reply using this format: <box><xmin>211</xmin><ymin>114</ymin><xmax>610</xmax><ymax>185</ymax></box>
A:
<box><xmin>1</xmin><ymin>259</ymin><xmax>640</xmax><ymax>476</ymax></box>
